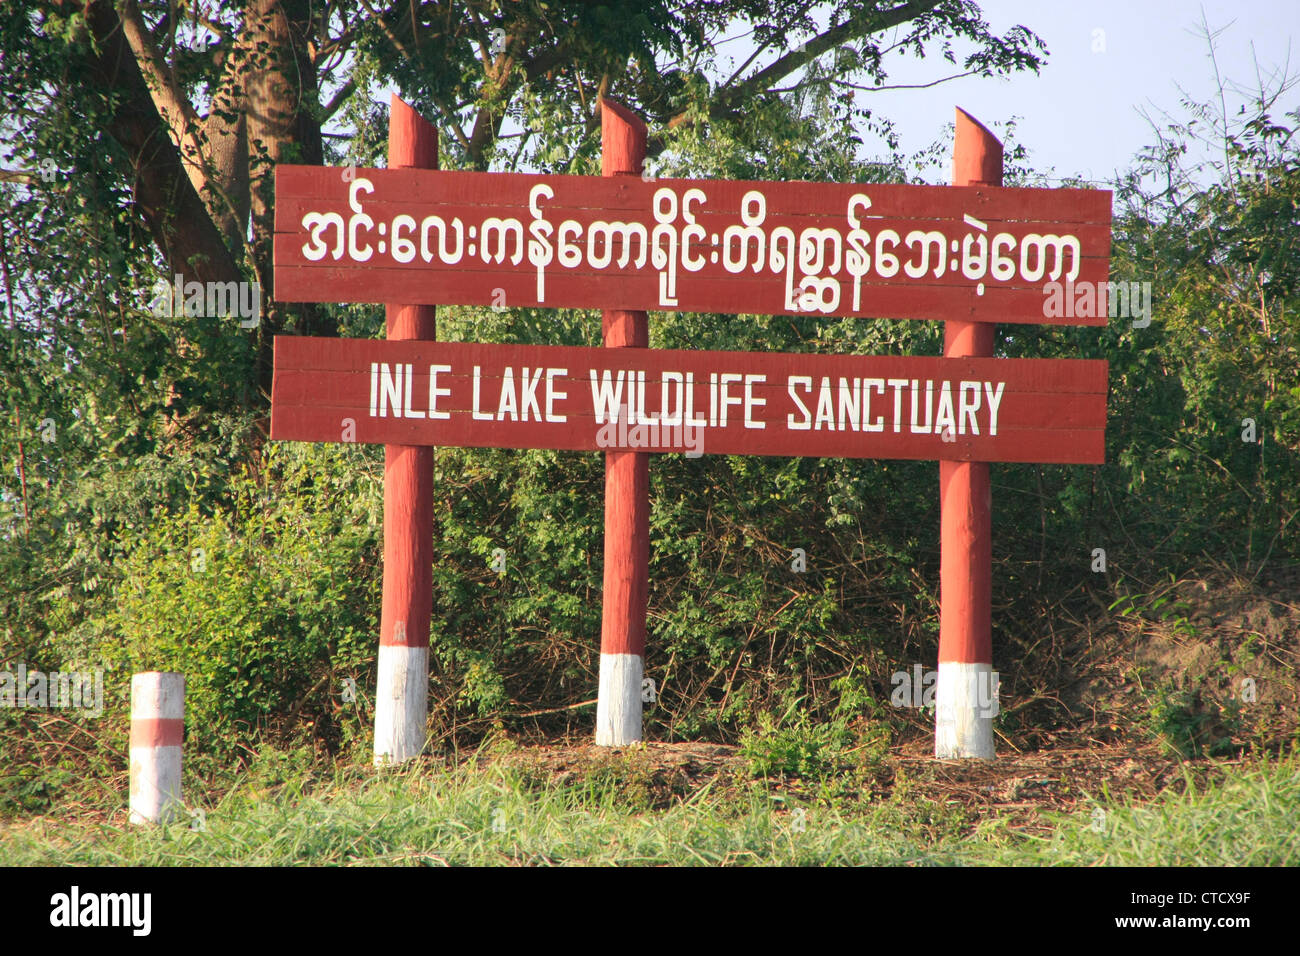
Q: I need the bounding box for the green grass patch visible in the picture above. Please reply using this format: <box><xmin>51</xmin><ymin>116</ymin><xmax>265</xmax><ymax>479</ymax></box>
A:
<box><xmin>3</xmin><ymin>749</ymin><xmax>1297</xmax><ymax>866</ymax></box>
<box><xmin>970</xmin><ymin>756</ymin><xmax>1300</xmax><ymax>866</ymax></box>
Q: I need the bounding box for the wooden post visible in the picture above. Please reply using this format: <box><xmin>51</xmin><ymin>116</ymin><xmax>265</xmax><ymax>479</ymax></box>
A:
<box><xmin>936</xmin><ymin>107</ymin><xmax>1003</xmax><ymax>759</ymax></box>
<box><xmin>596</xmin><ymin>97</ymin><xmax>649</xmax><ymax>746</ymax></box>
<box><xmin>129</xmin><ymin>671</ymin><xmax>184</xmax><ymax>824</ymax></box>
<box><xmin>374</xmin><ymin>95</ymin><xmax>438</xmax><ymax>765</ymax></box>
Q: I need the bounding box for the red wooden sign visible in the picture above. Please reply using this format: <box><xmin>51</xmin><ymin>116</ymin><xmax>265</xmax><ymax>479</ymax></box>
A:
<box><xmin>271</xmin><ymin>336</ymin><xmax>1108</xmax><ymax>464</ymax></box>
<box><xmin>274</xmin><ymin>167</ymin><xmax>1112</xmax><ymax>325</ymax></box>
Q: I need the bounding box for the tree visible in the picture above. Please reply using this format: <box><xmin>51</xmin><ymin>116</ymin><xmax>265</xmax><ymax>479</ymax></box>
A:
<box><xmin>4</xmin><ymin>1</ymin><xmax>1046</xmax><ymax>400</ymax></box>
<box><xmin>1</xmin><ymin>0</ymin><xmax>1050</xmax><ymax>752</ymax></box>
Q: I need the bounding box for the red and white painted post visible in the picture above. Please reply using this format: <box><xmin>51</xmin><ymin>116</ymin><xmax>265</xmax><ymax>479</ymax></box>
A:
<box><xmin>374</xmin><ymin>95</ymin><xmax>438</xmax><ymax>765</ymax></box>
<box><xmin>936</xmin><ymin>108</ymin><xmax>1003</xmax><ymax>759</ymax></box>
<box><xmin>595</xmin><ymin>97</ymin><xmax>650</xmax><ymax>746</ymax></box>
<box><xmin>129</xmin><ymin>671</ymin><xmax>184</xmax><ymax>824</ymax></box>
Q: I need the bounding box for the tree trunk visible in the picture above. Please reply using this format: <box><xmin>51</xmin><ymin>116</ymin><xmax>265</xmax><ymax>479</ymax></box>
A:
<box><xmin>80</xmin><ymin>1</ymin><xmax>241</xmax><ymax>288</ymax></box>
<box><xmin>243</xmin><ymin>0</ymin><xmax>331</xmax><ymax>400</ymax></box>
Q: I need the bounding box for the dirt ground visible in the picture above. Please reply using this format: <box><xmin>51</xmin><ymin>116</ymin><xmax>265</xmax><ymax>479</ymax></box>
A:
<box><xmin>488</xmin><ymin>735</ymin><xmax>1226</xmax><ymax>835</ymax></box>
<box><xmin>485</xmin><ymin>564</ymin><xmax>1299</xmax><ymax>831</ymax></box>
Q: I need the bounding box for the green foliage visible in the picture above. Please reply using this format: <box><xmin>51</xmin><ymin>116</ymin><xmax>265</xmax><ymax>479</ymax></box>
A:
<box><xmin>1107</xmin><ymin>581</ymin><xmax>1198</xmax><ymax>638</ymax></box>
<box><xmin>1091</xmin><ymin>86</ymin><xmax>1300</xmax><ymax>567</ymax></box>
<box><xmin>740</xmin><ymin>705</ymin><xmax>848</xmax><ymax>777</ymax></box>
<box><xmin>738</xmin><ymin>677</ymin><xmax>885</xmax><ymax>778</ymax></box>
<box><xmin>80</xmin><ymin>442</ymin><xmax>383</xmax><ymax>759</ymax></box>
<box><xmin>0</xmin><ymin>762</ymin><xmax>77</xmax><ymax>817</ymax></box>
<box><xmin>555</xmin><ymin>750</ymin><xmax>658</xmax><ymax>814</ymax></box>
<box><xmin>1146</xmin><ymin>682</ymin><xmax>1242</xmax><ymax>760</ymax></box>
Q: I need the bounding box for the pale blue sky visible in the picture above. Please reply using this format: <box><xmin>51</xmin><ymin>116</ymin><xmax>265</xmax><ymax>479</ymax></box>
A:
<box><xmin>388</xmin><ymin>2</ymin><xmax>1297</xmax><ymax>183</ymax></box>
<box><xmin>849</xmin><ymin>1</ymin><xmax>1299</xmax><ymax>184</ymax></box>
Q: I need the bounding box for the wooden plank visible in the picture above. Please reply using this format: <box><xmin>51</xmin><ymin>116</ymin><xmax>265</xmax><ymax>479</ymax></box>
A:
<box><xmin>272</xmin><ymin>166</ymin><xmax>1112</xmax><ymax>325</ymax></box>
<box><xmin>270</xmin><ymin>336</ymin><xmax>1108</xmax><ymax>464</ymax></box>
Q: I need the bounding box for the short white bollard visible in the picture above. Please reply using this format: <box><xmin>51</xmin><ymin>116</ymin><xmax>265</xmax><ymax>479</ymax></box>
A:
<box><xmin>129</xmin><ymin>671</ymin><xmax>185</xmax><ymax>824</ymax></box>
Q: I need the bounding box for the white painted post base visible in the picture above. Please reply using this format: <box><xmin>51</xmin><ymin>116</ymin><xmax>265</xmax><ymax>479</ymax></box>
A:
<box><xmin>595</xmin><ymin>653</ymin><xmax>643</xmax><ymax>746</ymax></box>
<box><xmin>129</xmin><ymin>672</ymin><xmax>185</xmax><ymax>824</ymax></box>
<box><xmin>374</xmin><ymin>644</ymin><xmax>428</xmax><ymax>766</ymax></box>
<box><xmin>934</xmin><ymin>661</ymin><xmax>998</xmax><ymax>759</ymax></box>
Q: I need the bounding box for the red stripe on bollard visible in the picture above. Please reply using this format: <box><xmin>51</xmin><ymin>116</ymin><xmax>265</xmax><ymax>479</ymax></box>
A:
<box><xmin>129</xmin><ymin>718</ymin><xmax>185</xmax><ymax>749</ymax></box>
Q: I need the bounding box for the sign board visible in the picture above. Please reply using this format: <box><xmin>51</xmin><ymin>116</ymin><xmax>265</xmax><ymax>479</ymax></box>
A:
<box><xmin>271</xmin><ymin>336</ymin><xmax>1108</xmax><ymax>464</ymax></box>
<box><xmin>270</xmin><ymin>98</ymin><xmax>1114</xmax><ymax>761</ymax></box>
<box><xmin>274</xmin><ymin>167</ymin><xmax>1112</xmax><ymax>325</ymax></box>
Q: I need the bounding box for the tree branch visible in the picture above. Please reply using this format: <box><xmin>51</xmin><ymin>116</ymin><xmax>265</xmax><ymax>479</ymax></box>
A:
<box><xmin>717</xmin><ymin>0</ymin><xmax>817</xmax><ymax>93</ymax></box>
<box><xmin>717</xmin><ymin>0</ymin><xmax>941</xmax><ymax>115</ymax></box>
<box><xmin>650</xmin><ymin>0</ymin><xmax>943</xmax><ymax>155</ymax></box>
<box><xmin>79</xmin><ymin>1</ymin><xmax>241</xmax><ymax>284</ymax></box>
<box><xmin>768</xmin><ymin>67</ymin><xmax>981</xmax><ymax>94</ymax></box>
<box><xmin>116</xmin><ymin>0</ymin><xmax>213</xmax><ymax>204</ymax></box>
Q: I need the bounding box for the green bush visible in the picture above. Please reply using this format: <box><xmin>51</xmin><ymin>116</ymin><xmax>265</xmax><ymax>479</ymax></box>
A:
<box><xmin>85</xmin><ymin>441</ymin><xmax>382</xmax><ymax>759</ymax></box>
<box><xmin>1147</xmin><ymin>682</ymin><xmax>1242</xmax><ymax>760</ymax></box>
<box><xmin>739</xmin><ymin>678</ymin><xmax>884</xmax><ymax>778</ymax></box>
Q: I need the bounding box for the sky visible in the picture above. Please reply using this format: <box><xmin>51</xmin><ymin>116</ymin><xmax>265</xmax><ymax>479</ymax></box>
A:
<box><xmin>362</xmin><ymin>3</ymin><xmax>1296</xmax><ymax>185</ymax></box>
<box><xmin>837</xmin><ymin>0</ymin><xmax>1299</xmax><ymax>184</ymax></box>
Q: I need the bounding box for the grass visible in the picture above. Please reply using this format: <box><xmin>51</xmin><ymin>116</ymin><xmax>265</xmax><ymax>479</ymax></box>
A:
<box><xmin>3</xmin><ymin>747</ymin><xmax>1297</xmax><ymax>866</ymax></box>
<box><xmin>974</xmin><ymin>758</ymin><xmax>1300</xmax><ymax>866</ymax></box>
